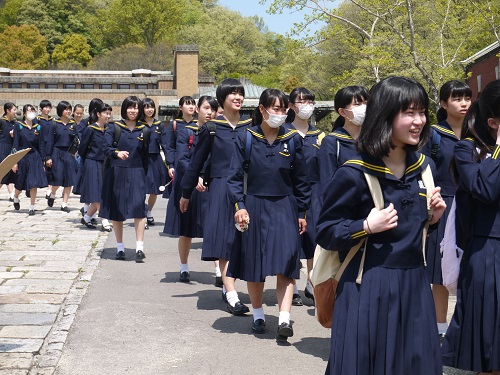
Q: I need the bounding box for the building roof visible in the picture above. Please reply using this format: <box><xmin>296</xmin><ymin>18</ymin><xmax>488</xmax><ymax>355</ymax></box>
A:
<box><xmin>461</xmin><ymin>41</ymin><xmax>500</xmax><ymax>66</ymax></box>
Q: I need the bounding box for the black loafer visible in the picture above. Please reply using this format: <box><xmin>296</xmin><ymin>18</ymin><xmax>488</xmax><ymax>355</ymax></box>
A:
<box><xmin>61</xmin><ymin>206</ymin><xmax>70</xmax><ymax>213</ymax></box>
<box><xmin>81</xmin><ymin>218</ymin><xmax>96</xmax><ymax>229</ymax></box>
<box><xmin>227</xmin><ymin>301</ymin><xmax>249</xmax><ymax>316</ymax></box>
<box><xmin>146</xmin><ymin>217</ymin><xmax>155</xmax><ymax>226</ymax></box>
<box><xmin>13</xmin><ymin>201</ymin><xmax>20</xmax><ymax>211</ymax></box>
<box><xmin>144</xmin><ymin>222</ymin><xmax>149</xmax><ymax>230</ymax></box>
<box><xmin>101</xmin><ymin>224</ymin><xmax>112</xmax><ymax>232</ymax></box>
<box><xmin>25</xmin><ymin>190</ymin><xmax>30</xmax><ymax>198</ymax></box>
<box><xmin>304</xmin><ymin>287</ymin><xmax>315</xmax><ymax>302</ymax></box>
<box><xmin>277</xmin><ymin>322</ymin><xmax>294</xmax><ymax>338</ymax></box>
<box><xmin>80</xmin><ymin>207</ymin><xmax>85</xmax><ymax>216</ymax></box>
<box><xmin>116</xmin><ymin>251</ymin><xmax>125</xmax><ymax>260</ymax></box>
<box><xmin>90</xmin><ymin>218</ymin><xmax>97</xmax><ymax>225</ymax></box>
<box><xmin>135</xmin><ymin>250</ymin><xmax>146</xmax><ymax>263</ymax></box>
<box><xmin>179</xmin><ymin>271</ymin><xmax>190</xmax><ymax>282</ymax></box>
<box><xmin>222</xmin><ymin>291</ymin><xmax>227</xmax><ymax>302</ymax></box>
<box><xmin>47</xmin><ymin>197</ymin><xmax>54</xmax><ymax>207</ymax></box>
<box><xmin>8</xmin><ymin>197</ymin><xmax>14</xmax><ymax>202</ymax></box>
<box><xmin>214</xmin><ymin>276</ymin><xmax>223</xmax><ymax>288</ymax></box>
<box><xmin>251</xmin><ymin>319</ymin><xmax>266</xmax><ymax>334</ymax></box>
<box><xmin>45</xmin><ymin>194</ymin><xmax>50</xmax><ymax>200</ymax></box>
<box><xmin>28</xmin><ymin>209</ymin><xmax>35</xmax><ymax>216</ymax></box>
<box><xmin>292</xmin><ymin>293</ymin><xmax>303</xmax><ymax>306</ymax></box>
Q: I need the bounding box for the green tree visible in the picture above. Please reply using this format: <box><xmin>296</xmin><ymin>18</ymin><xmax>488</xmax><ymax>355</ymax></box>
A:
<box><xmin>0</xmin><ymin>0</ymin><xmax>25</xmax><ymax>31</ymax></box>
<box><xmin>0</xmin><ymin>24</ymin><xmax>49</xmax><ymax>69</ymax></box>
<box><xmin>52</xmin><ymin>33</ymin><xmax>92</xmax><ymax>68</ymax></box>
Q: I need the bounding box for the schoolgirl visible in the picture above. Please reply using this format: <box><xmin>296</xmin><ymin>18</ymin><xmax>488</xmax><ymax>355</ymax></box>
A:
<box><xmin>283</xmin><ymin>87</ymin><xmax>322</xmax><ymax>305</ymax></box>
<box><xmin>100</xmin><ymin>96</ymin><xmax>149</xmax><ymax>262</ymax></box>
<box><xmin>77</xmin><ymin>98</ymin><xmax>103</xmax><ymax>138</ymax></box>
<box><xmin>316</xmin><ymin>76</ymin><xmax>445</xmax><ymax>374</ymax></box>
<box><xmin>11</xmin><ymin>105</ymin><xmax>47</xmax><ymax>215</ymax></box>
<box><xmin>442</xmin><ymin>79</ymin><xmax>500</xmax><ymax>375</ymax></box>
<box><xmin>318</xmin><ymin>86</ymin><xmax>369</xmax><ymax>200</ymax></box>
<box><xmin>226</xmin><ymin>88</ymin><xmax>310</xmax><ymax>337</ymax></box>
<box><xmin>138</xmin><ymin>98</ymin><xmax>168</xmax><ymax>226</ymax></box>
<box><xmin>421</xmin><ymin>80</ymin><xmax>471</xmax><ymax>339</ymax></box>
<box><xmin>45</xmin><ymin>101</ymin><xmax>77</xmax><ymax>212</ymax></box>
<box><xmin>72</xmin><ymin>104</ymin><xmax>84</xmax><ymax>125</ymax></box>
<box><xmin>37</xmin><ymin>99</ymin><xmax>54</xmax><ymax>199</ymax></box>
<box><xmin>179</xmin><ymin>78</ymin><xmax>251</xmax><ymax>315</ymax></box>
<box><xmin>0</xmin><ymin>102</ymin><xmax>17</xmax><ymax>200</ymax></box>
<box><xmin>164</xmin><ymin>96</ymin><xmax>217</xmax><ymax>282</ymax></box>
<box><xmin>77</xmin><ymin>102</ymin><xmax>112</xmax><ymax>231</ymax></box>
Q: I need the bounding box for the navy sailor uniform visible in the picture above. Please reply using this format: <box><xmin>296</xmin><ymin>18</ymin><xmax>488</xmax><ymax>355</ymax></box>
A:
<box><xmin>421</xmin><ymin>120</ymin><xmax>459</xmax><ymax>284</ymax></box>
<box><xmin>442</xmin><ymin>138</ymin><xmax>500</xmax><ymax>372</ymax></box>
<box><xmin>140</xmin><ymin>119</ymin><xmax>169</xmax><ymax>195</ymax></box>
<box><xmin>226</xmin><ymin>125</ymin><xmax>311</xmax><ymax>282</ymax></box>
<box><xmin>284</xmin><ymin>122</ymin><xmax>323</xmax><ymax>259</ymax></box>
<box><xmin>0</xmin><ymin>116</ymin><xmax>17</xmax><ymax>184</ymax></box>
<box><xmin>45</xmin><ymin>119</ymin><xmax>78</xmax><ymax>187</ymax></box>
<box><xmin>163</xmin><ymin>124</ymin><xmax>208</xmax><ymax>238</ymax></box>
<box><xmin>99</xmin><ymin>120</ymin><xmax>149</xmax><ymax>221</ymax></box>
<box><xmin>76</xmin><ymin>124</ymin><xmax>106</xmax><ymax>203</ymax></box>
<box><xmin>180</xmin><ymin>115</ymin><xmax>252</xmax><ymax>261</ymax></box>
<box><xmin>13</xmin><ymin>121</ymin><xmax>47</xmax><ymax>191</ymax></box>
<box><xmin>316</xmin><ymin>152</ymin><xmax>442</xmax><ymax>375</ymax></box>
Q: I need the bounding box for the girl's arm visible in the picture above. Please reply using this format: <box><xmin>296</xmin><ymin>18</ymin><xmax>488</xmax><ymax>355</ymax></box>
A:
<box><xmin>290</xmin><ymin>134</ymin><xmax>311</xmax><ymax>218</ymax></box>
<box><xmin>318</xmin><ymin>135</ymin><xmax>339</xmax><ymax>200</ymax></box>
<box><xmin>77</xmin><ymin>126</ymin><xmax>92</xmax><ymax>159</ymax></box>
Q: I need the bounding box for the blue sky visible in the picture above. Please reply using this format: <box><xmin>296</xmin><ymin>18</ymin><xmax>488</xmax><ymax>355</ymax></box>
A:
<box><xmin>217</xmin><ymin>0</ymin><xmax>327</xmax><ymax>37</ymax></box>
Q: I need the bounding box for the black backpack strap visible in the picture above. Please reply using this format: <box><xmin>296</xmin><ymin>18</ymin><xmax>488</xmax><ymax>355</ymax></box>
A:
<box><xmin>142</xmin><ymin>126</ymin><xmax>150</xmax><ymax>147</ymax></box>
<box><xmin>243</xmin><ymin>131</ymin><xmax>252</xmax><ymax>195</ymax></box>
<box><xmin>202</xmin><ymin>122</ymin><xmax>217</xmax><ymax>187</ymax></box>
<box><xmin>430</xmin><ymin>128</ymin><xmax>441</xmax><ymax>159</ymax></box>
<box><xmin>112</xmin><ymin>123</ymin><xmax>121</xmax><ymax>147</ymax></box>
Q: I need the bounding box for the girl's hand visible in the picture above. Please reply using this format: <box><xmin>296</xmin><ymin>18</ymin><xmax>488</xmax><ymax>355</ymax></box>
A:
<box><xmin>168</xmin><ymin>168</ymin><xmax>175</xmax><ymax>178</ymax></box>
<box><xmin>298</xmin><ymin>218</ymin><xmax>307</xmax><ymax>235</ymax></box>
<box><xmin>429</xmin><ymin>187</ymin><xmax>446</xmax><ymax>225</ymax></box>
<box><xmin>117</xmin><ymin>151</ymin><xmax>129</xmax><ymax>160</ymax></box>
<box><xmin>234</xmin><ymin>209</ymin><xmax>249</xmax><ymax>224</ymax></box>
<box><xmin>179</xmin><ymin>197</ymin><xmax>189</xmax><ymax>213</ymax></box>
<box><xmin>45</xmin><ymin>159</ymin><xmax>52</xmax><ymax>168</ymax></box>
<box><xmin>9</xmin><ymin>130</ymin><xmax>13</xmax><ymax>138</ymax></box>
<box><xmin>364</xmin><ymin>203</ymin><xmax>398</xmax><ymax>234</ymax></box>
<box><xmin>11</xmin><ymin>164</ymin><xmax>18</xmax><ymax>173</ymax></box>
<box><xmin>195</xmin><ymin>177</ymin><xmax>206</xmax><ymax>192</ymax></box>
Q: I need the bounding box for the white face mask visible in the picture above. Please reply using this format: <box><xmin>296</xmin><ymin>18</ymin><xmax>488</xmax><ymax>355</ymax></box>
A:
<box><xmin>346</xmin><ymin>104</ymin><xmax>366</xmax><ymax>126</ymax></box>
<box><xmin>296</xmin><ymin>104</ymin><xmax>314</xmax><ymax>120</ymax></box>
<box><xmin>26</xmin><ymin>112</ymin><xmax>36</xmax><ymax>121</ymax></box>
<box><xmin>265</xmin><ymin>109</ymin><xmax>287</xmax><ymax>128</ymax></box>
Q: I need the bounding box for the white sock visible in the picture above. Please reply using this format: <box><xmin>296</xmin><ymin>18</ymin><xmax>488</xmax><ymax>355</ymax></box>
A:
<box><xmin>279</xmin><ymin>311</ymin><xmax>290</xmax><ymax>325</ymax></box>
<box><xmin>84</xmin><ymin>214</ymin><xmax>92</xmax><ymax>223</ymax></box>
<box><xmin>13</xmin><ymin>197</ymin><xmax>20</xmax><ymax>203</ymax></box>
<box><xmin>102</xmin><ymin>218</ymin><xmax>110</xmax><ymax>226</ymax></box>
<box><xmin>50</xmin><ymin>193</ymin><xmax>55</xmax><ymax>198</ymax></box>
<box><xmin>180</xmin><ymin>263</ymin><xmax>189</xmax><ymax>273</ymax></box>
<box><xmin>147</xmin><ymin>210</ymin><xmax>153</xmax><ymax>218</ymax></box>
<box><xmin>61</xmin><ymin>202</ymin><xmax>67</xmax><ymax>208</ymax></box>
<box><xmin>83</xmin><ymin>203</ymin><xmax>89</xmax><ymax>212</ymax></box>
<box><xmin>253</xmin><ymin>307</ymin><xmax>265</xmax><ymax>321</ymax></box>
<box><xmin>293</xmin><ymin>283</ymin><xmax>299</xmax><ymax>294</ymax></box>
<box><xmin>437</xmin><ymin>322</ymin><xmax>448</xmax><ymax>335</ymax></box>
<box><xmin>222</xmin><ymin>285</ymin><xmax>227</xmax><ymax>294</ymax></box>
<box><xmin>29</xmin><ymin>204</ymin><xmax>35</xmax><ymax>210</ymax></box>
<box><xmin>117</xmin><ymin>242</ymin><xmax>124</xmax><ymax>253</ymax></box>
<box><xmin>46</xmin><ymin>189</ymin><xmax>51</xmax><ymax>195</ymax></box>
<box><xmin>226</xmin><ymin>290</ymin><xmax>239</xmax><ymax>307</ymax></box>
<box><xmin>136</xmin><ymin>241</ymin><xmax>144</xmax><ymax>252</ymax></box>
<box><xmin>215</xmin><ymin>266</ymin><xmax>221</xmax><ymax>277</ymax></box>
<box><xmin>10</xmin><ymin>192</ymin><xmax>14</xmax><ymax>199</ymax></box>
<box><xmin>91</xmin><ymin>212</ymin><xmax>97</xmax><ymax>219</ymax></box>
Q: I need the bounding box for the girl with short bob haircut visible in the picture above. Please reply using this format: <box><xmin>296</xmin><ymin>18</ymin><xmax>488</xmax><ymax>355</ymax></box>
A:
<box><xmin>100</xmin><ymin>96</ymin><xmax>149</xmax><ymax>262</ymax></box>
<box><xmin>316</xmin><ymin>76</ymin><xmax>445</xmax><ymax>374</ymax></box>
<box><xmin>442</xmin><ymin>79</ymin><xmax>500</xmax><ymax>375</ymax></box>
<box><xmin>0</xmin><ymin>102</ymin><xmax>18</xmax><ymax>199</ymax></box>
<box><xmin>227</xmin><ymin>88</ymin><xmax>310</xmax><ymax>338</ymax></box>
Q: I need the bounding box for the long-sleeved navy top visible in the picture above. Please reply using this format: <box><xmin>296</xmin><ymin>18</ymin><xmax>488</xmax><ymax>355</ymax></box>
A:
<box><xmin>103</xmin><ymin>120</ymin><xmax>149</xmax><ymax>172</ymax></box>
<box><xmin>176</xmin><ymin>125</ymin><xmax>200</xmax><ymax>176</ymax></box>
<box><xmin>454</xmin><ymin>137</ymin><xmax>500</xmax><ymax>239</ymax></box>
<box><xmin>421</xmin><ymin>121</ymin><xmax>459</xmax><ymax>197</ymax></box>
<box><xmin>180</xmin><ymin>116</ymin><xmax>252</xmax><ymax>199</ymax></box>
<box><xmin>0</xmin><ymin>116</ymin><xmax>16</xmax><ymax>146</ymax></box>
<box><xmin>13</xmin><ymin>121</ymin><xmax>42</xmax><ymax>155</ymax></box>
<box><xmin>77</xmin><ymin>117</ymin><xmax>92</xmax><ymax>139</ymax></box>
<box><xmin>45</xmin><ymin>119</ymin><xmax>77</xmax><ymax>159</ymax></box>
<box><xmin>316</xmin><ymin>152</ymin><xmax>434</xmax><ymax>269</ymax></box>
<box><xmin>318</xmin><ymin>127</ymin><xmax>359</xmax><ymax>200</ymax></box>
<box><xmin>138</xmin><ymin>119</ymin><xmax>168</xmax><ymax>155</ymax></box>
<box><xmin>78</xmin><ymin>124</ymin><xmax>106</xmax><ymax>161</ymax></box>
<box><xmin>227</xmin><ymin>125</ymin><xmax>311</xmax><ymax>219</ymax></box>
<box><xmin>37</xmin><ymin>116</ymin><xmax>54</xmax><ymax>160</ymax></box>
<box><xmin>165</xmin><ymin>118</ymin><xmax>197</xmax><ymax>169</ymax></box>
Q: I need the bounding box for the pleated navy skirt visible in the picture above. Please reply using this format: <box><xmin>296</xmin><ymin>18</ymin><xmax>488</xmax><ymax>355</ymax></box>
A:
<box><xmin>49</xmin><ymin>147</ymin><xmax>76</xmax><ymax>187</ymax></box>
<box><xmin>146</xmin><ymin>153</ymin><xmax>168</xmax><ymax>195</ymax></box>
<box><xmin>325</xmin><ymin>258</ymin><xmax>442</xmax><ymax>375</ymax></box>
<box><xmin>0</xmin><ymin>143</ymin><xmax>16</xmax><ymax>185</ymax></box>
<box><xmin>300</xmin><ymin>182</ymin><xmax>321</xmax><ymax>259</ymax></box>
<box><xmin>425</xmin><ymin>195</ymin><xmax>454</xmax><ymax>284</ymax></box>
<box><xmin>99</xmin><ymin>165</ymin><xmax>147</xmax><ymax>221</ymax></box>
<box><xmin>201</xmin><ymin>177</ymin><xmax>237</xmax><ymax>261</ymax></box>
<box><xmin>163</xmin><ymin>170</ymin><xmax>208</xmax><ymax>238</ymax></box>
<box><xmin>442</xmin><ymin>236</ymin><xmax>500</xmax><ymax>372</ymax></box>
<box><xmin>14</xmin><ymin>151</ymin><xmax>47</xmax><ymax>191</ymax></box>
<box><xmin>78</xmin><ymin>159</ymin><xmax>103</xmax><ymax>203</ymax></box>
<box><xmin>227</xmin><ymin>194</ymin><xmax>301</xmax><ymax>282</ymax></box>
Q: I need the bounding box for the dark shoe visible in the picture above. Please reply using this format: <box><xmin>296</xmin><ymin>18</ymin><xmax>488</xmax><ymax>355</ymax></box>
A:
<box><xmin>292</xmin><ymin>293</ymin><xmax>303</xmax><ymax>306</ymax></box>
<box><xmin>81</xmin><ymin>218</ymin><xmax>96</xmax><ymax>229</ymax></box>
<box><xmin>61</xmin><ymin>206</ymin><xmax>70</xmax><ymax>213</ymax></box>
<box><xmin>101</xmin><ymin>224</ymin><xmax>112</xmax><ymax>232</ymax></box>
<box><xmin>304</xmin><ymin>287</ymin><xmax>315</xmax><ymax>302</ymax></box>
<box><xmin>45</xmin><ymin>194</ymin><xmax>50</xmax><ymax>200</ymax></box>
<box><xmin>251</xmin><ymin>319</ymin><xmax>266</xmax><ymax>334</ymax></box>
<box><xmin>222</xmin><ymin>291</ymin><xmax>227</xmax><ymax>302</ymax></box>
<box><xmin>227</xmin><ymin>301</ymin><xmax>249</xmax><ymax>316</ymax></box>
<box><xmin>80</xmin><ymin>206</ymin><xmax>85</xmax><ymax>216</ymax></box>
<box><xmin>28</xmin><ymin>209</ymin><xmax>35</xmax><ymax>216</ymax></box>
<box><xmin>8</xmin><ymin>197</ymin><xmax>14</xmax><ymax>202</ymax></box>
<box><xmin>116</xmin><ymin>251</ymin><xmax>125</xmax><ymax>260</ymax></box>
<box><xmin>135</xmin><ymin>250</ymin><xmax>146</xmax><ymax>263</ymax></box>
<box><xmin>439</xmin><ymin>333</ymin><xmax>446</xmax><ymax>346</ymax></box>
<box><xmin>145</xmin><ymin>222</ymin><xmax>149</xmax><ymax>230</ymax></box>
<box><xmin>47</xmin><ymin>197</ymin><xmax>54</xmax><ymax>207</ymax></box>
<box><xmin>90</xmin><ymin>218</ymin><xmax>97</xmax><ymax>225</ymax></box>
<box><xmin>214</xmin><ymin>276</ymin><xmax>223</xmax><ymax>288</ymax></box>
<box><xmin>277</xmin><ymin>322</ymin><xmax>294</xmax><ymax>338</ymax></box>
<box><xmin>147</xmin><ymin>217</ymin><xmax>155</xmax><ymax>226</ymax></box>
<box><xmin>179</xmin><ymin>271</ymin><xmax>190</xmax><ymax>282</ymax></box>
<box><xmin>13</xmin><ymin>200</ymin><xmax>20</xmax><ymax>211</ymax></box>
<box><xmin>25</xmin><ymin>190</ymin><xmax>30</xmax><ymax>198</ymax></box>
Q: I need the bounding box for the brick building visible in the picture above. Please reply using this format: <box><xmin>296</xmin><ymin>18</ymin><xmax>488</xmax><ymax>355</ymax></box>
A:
<box><xmin>462</xmin><ymin>41</ymin><xmax>500</xmax><ymax>100</ymax></box>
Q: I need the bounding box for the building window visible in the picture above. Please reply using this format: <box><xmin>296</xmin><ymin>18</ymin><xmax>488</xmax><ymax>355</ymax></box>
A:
<box><xmin>64</xmin><ymin>84</ymin><xmax>76</xmax><ymax>89</ymax></box>
<box><xmin>117</xmin><ymin>84</ymin><xmax>130</xmax><ymax>89</ymax></box>
<box><xmin>477</xmin><ymin>74</ymin><xmax>482</xmax><ymax>93</ymax></box>
<box><xmin>100</xmin><ymin>84</ymin><xmax>112</xmax><ymax>90</ymax></box>
<box><xmin>136</xmin><ymin>84</ymin><xmax>148</xmax><ymax>90</ymax></box>
<box><xmin>81</xmin><ymin>84</ymin><xmax>94</xmax><ymax>89</ymax></box>
<box><xmin>45</xmin><ymin>83</ymin><xmax>58</xmax><ymax>89</ymax></box>
<box><xmin>27</xmin><ymin>83</ymin><xmax>40</xmax><ymax>89</ymax></box>
<box><xmin>8</xmin><ymin>83</ymin><xmax>22</xmax><ymax>88</ymax></box>
<box><xmin>152</xmin><ymin>84</ymin><xmax>158</xmax><ymax>89</ymax></box>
